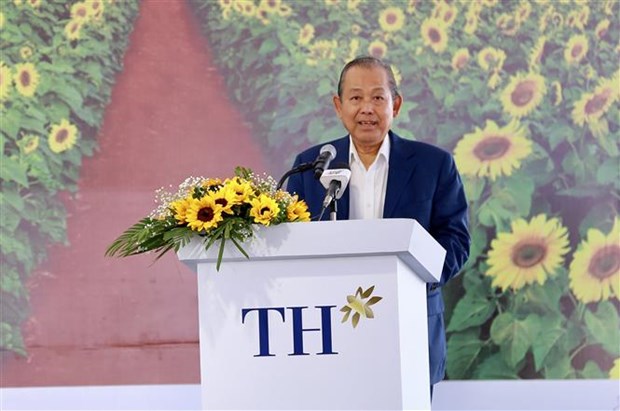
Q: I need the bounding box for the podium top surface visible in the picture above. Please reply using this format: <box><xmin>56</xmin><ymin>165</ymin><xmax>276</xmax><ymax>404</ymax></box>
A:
<box><xmin>177</xmin><ymin>218</ymin><xmax>445</xmax><ymax>283</ymax></box>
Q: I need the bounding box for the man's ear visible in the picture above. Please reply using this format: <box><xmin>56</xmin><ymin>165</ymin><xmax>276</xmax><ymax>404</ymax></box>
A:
<box><xmin>393</xmin><ymin>95</ymin><xmax>403</xmax><ymax>117</ymax></box>
<box><xmin>333</xmin><ymin>95</ymin><xmax>342</xmax><ymax>118</ymax></box>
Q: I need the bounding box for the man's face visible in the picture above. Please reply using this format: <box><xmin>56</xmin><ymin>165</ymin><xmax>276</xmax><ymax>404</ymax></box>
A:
<box><xmin>333</xmin><ymin>65</ymin><xmax>402</xmax><ymax>150</ymax></box>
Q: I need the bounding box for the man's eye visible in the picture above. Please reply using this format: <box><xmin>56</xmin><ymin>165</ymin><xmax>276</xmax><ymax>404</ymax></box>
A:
<box><xmin>374</xmin><ymin>96</ymin><xmax>384</xmax><ymax>100</ymax></box>
<box><xmin>350</xmin><ymin>96</ymin><xmax>361</xmax><ymax>100</ymax></box>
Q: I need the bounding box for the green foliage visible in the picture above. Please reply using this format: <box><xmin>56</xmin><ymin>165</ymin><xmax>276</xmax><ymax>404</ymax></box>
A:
<box><xmin>189</xmin><ymin>0</ymin><xmax>620</xmax><ymax>380</ymax></box>
<box><xmin>0</xmin><ymin>0</ymin><xmax>140</xmax><ymax>357</ymax></box>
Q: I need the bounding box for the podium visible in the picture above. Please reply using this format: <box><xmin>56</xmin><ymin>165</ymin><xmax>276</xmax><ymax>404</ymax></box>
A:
<box><xmin>177</xmin><ymin>218</ymin><xmax>446</xmax><ymax>410</ymax></box>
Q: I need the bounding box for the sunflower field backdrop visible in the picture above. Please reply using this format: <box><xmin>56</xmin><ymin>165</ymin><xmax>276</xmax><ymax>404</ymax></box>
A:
<box><xmin>190</xmin><ymin>0</ymin><xmax>620</xmax><ymax>380</ymax></box>
<box><xmin>0</xmin><ymin>0</ymin><xmax>139</xmax><ymax>357</ymax></box>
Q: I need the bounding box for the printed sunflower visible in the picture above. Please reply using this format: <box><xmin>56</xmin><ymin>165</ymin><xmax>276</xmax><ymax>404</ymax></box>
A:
<box><xmin>501</xmin><ymin>72</ymin><xmax>546</xmax><ymax>119</ymax></box>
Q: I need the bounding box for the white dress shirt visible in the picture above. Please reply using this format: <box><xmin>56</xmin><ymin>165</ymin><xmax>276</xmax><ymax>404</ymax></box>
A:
<box><xmin>348</xmin><ymin>135</ymin><xmax>390</xmax><ymax>220</ymax></box>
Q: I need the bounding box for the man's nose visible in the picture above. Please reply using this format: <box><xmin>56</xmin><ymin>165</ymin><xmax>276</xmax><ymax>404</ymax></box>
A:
<box><xmin>360</xmin><ymin>99</ymin><xmax>374</xmax><ymax>113</ymax></box>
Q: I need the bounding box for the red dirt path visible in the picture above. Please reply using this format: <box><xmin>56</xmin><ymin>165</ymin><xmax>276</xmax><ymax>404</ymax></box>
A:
<box><xmin>2</xmin><ymin>0</ymin><xmax>266</xmax><ymax>386</ymax></box>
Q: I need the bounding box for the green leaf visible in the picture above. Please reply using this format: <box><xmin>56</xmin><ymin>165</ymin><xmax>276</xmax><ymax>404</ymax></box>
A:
<box><xmin>584</xmin><ymin>302</ymin><xmax>620</xmax><ymax>356</ymax></box>
<box><xmin>473</xmin><ymin>353</ymin><xmax>518</xmax><ymax>379</ymax></box>
<box><xmin>0</xmin><ymin>157</ymin><xmax>29</xmax><ymax>187</ymax></box>
<box><xmin>446</xmin><ymin>330</ymin><xmax>484</xmax><ymax>379</ymax></box>
<box><xmin>490</xmin><ymin>312</ymin><xmax>541</xmax><ymax>368</ymax></box>
<box><xmin>531</xmin><ymin>321</ymin><xmax>564</xmax><ymax>371</ymax></box>
<box><xmin>596</xmin><ymin>157</ymin><xmax>620</xmax><ymax>186</ymax></box>
<box><xmin>579</xmin><ymin>361</ymin><xmax>606</xmax><ymax>379</ymax></box>
<box><xmin>447</xmin><ymin>293</ymin><xmax>495</xmax><ymax>332</ymax></box>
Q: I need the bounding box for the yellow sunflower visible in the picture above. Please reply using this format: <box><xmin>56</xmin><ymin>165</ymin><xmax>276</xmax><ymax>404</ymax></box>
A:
<box><xmin>391</xmin><ymin>64</ymin><xmax>401</xmax><ymax>86</ymax></box>
<box><xmin>213</xmin><ymin>186</ymin><xmax>238</xmax><ymax>215</ymax></box>
<box><xmin>572</xmin><ymin>77</ymin><xmax>618</xmax><ymax>126</ymax></box>
<box><xmin>287</xmin><ymin>198</ymin><xmax>311</xmax><ymax>222</ymax></box>
<box><xmin>487</xmin><ymin>70</ymin><xmax>502</xmax><ymax>90</ymax></box>
<box><xmin>27</xmin><ymin>0</ymin><xmax>41</xmax><ymax>7</ymax></box>
<box><xmin>421</xmin><ymin>18</ymin><xmax>449</xmax><ymax>53</ymax></box>
<box><xmin>406</xmin><ymin>0</ymin><xmax>419</xmax><ymax>14</ymax></box>
<box><xmin>595</xmin><ymin>19</ymin><xmax>610</xmax><ymax>39</ymax></box>
<box><xmin>378</xmin><ymin>7</ymin><xmax>405</xmax><ymax>32</ymax></box>
<box><xmin>171</xmin><ymin>197</ymin><xmax>192</xmax><ymax>224</ymax></box>
<box><xmin>368</xmin><ymin>40</ymin><xmax>388</xmax><ymax>59</ymax></box>
<box><xmin>347</xmin><ymin>38</ymin><xmax>360</xmax><ymax>62</ymax></box>
<box><xmin>48</xmin><ymin>119</ymin><xmax>78</xmax><ymax>153</ymax></box>
<box><xmin>529</xmin><ymin>36</ymin><xmax>546</xmax><ymax>69</ymax></box>
<box><xmin>20</xmin><ymin>135</ymin><xmax>39</xmax><ymax>154</ymax></box>
<box><xmin>564</xmin><ymin>34</ymin><xmax>588</xmax><ymax>65</ymax></box>
<box><xmin>20</xmin><ymin>46</ymin><xmax>33</xmax><ymax>60</ymax></box>
<box><xmin>250</xmin><ymin>194</ymin><xmax>280</xmax><ymax>226</ymax></box>
<box><xmin>441</xmin><ymin>4</ymin><xmax>458</xmax><ymax>26</ymax></box>
<box><xmin>14</xmin><ymin>63</ymin><xmax>40</xmax><ymax>97</ymax></box>
<box><xmin>486</xmin><ymin>214</ymin><xmax>570</xmax><ymax>292</ymax></box>
<box><xmin>0</xmin><ymin>62</ymin><xmax>11</xmax><ymax>101</ymax></box>
<box><xmin>259</xmin><ymin>0</ymin><xmax>281</xmax><ymax>13</ymax></box>
<box><xmin>86</xmin><ymin>0</ymin><xmax>105</xmax><ymax>18</ymax></box>
<box><xmin>239</xmin><ymin>0</ymin><xmax>256</xmax><ymax>17</ymax></box>
<box><xmin>610</xmin><ymin>358</ymin><xmax>620</xmax><ymax>379</ymax></box>
<box><xmin>64</xmin><ymin>19</ymin><xmax>83</xmax><ymax>41</ymax></box>
<box><xmin>226</xmin><ymin>177</ymin><xmax>254</xmax><ymax>205</ymax></box>
<box><xmin>454</xmin><ymin>119</ymin><xmax>532</xmax><ymax>181</ymax></box>
<box><xmin>347</xmin><ymin>0</ymin><xmax>361</xmax><ymax>11</ymax></box>
<box><xmin>186</xmin><ymin>195</ymin><xmax>224</xmax><ymax>232</ymax></box>
<box><xmin>477</xmin><ymin>47</ymin><xmax>506</xmax><ymax>72</ymax></box>
<box><xmin>451</xmin><ymin>48</ymin><xmax>470</xmax><ymax>71</ymax></box>
<box><xmin>464</xmin><ymin>12</ymin><xmax>479</xmax><ymax>35</ymax></box>
<box><xmin>277</xmin><ymin>4</ymin><xmax>292</xmax><ymax>17</ymax></box>
<box><xmin>569</xmin><ymin>218</ymin><xmax>620</xmax><ymax>304</ymax></box>
<box><xmin>255</xmin><ymin>7</ymin><xmax>270</xmax><ymax>25</ymax></box>
<box><xmin>71</xmin><ymin>2</ymin><xmax>91</xmax><ymax>20</ymax></box>
<box><xmin>298</xmin><ymin>24</ymin><xmax>315</xmax><ymax>46</ymax></box>
<box><xmin>501</xmin><ymin>72</ymin><xmax>546</xmax><ymax>119</ymax></box>
<box><xmin>515</xmin><ymin>0</ymin><xmax>532</xmax><ymax>24</ymax></box>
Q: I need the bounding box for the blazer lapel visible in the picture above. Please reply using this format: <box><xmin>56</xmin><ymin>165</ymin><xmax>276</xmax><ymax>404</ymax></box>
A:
<box><xmin>383</xmin><ymin>131</ymin><xmax>417</xmax><ymax>218</ymax></box>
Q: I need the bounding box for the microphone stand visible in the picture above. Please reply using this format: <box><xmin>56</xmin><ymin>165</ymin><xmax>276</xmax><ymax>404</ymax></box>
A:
<box><xmin>276</xmin><ymin>162</ymin><xmax>313</xmax><ymax>190</ymax></box>
<box><xmin>329</xmin><ymin>198</ymin><xmax>337</xmax><ymax>221</ymax></box>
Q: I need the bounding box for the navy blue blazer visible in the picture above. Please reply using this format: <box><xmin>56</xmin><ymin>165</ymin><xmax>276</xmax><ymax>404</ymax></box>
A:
<box><xmin>287</xmin><ymin>131</ymin><xmax>470</xmax><ymax>384</ymax></box>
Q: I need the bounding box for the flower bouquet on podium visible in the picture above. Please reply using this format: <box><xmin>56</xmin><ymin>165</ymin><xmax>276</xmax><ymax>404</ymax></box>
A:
<box><xmin>105</xmin><ymin>167</ymin><xmax>310</xmax><ymax>270</ymax></box>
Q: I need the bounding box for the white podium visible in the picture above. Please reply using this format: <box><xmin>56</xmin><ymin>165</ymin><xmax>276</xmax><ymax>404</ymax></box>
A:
<box><xmin>177</xmin><ymin>219</ymin><xmax>446</xmax><ymax>410</ymax></box>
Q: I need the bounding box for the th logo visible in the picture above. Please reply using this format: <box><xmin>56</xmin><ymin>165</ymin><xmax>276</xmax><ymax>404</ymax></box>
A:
<box><xmin>241</xmin><ymin>306</ymin><xmax>338</xmax><ymax>357</ymax></box>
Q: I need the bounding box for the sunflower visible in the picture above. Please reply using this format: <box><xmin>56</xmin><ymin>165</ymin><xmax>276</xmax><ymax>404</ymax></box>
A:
<box><xmin>453</xmin><ymin>119</ymin><xmax>532</xmax><ymax>181</ymax></box>
<box><xmin>347</xmin><ymin>38</ymin><xmax>360</xmax><ymax>62</ymax></box>
<box><xmin>501</xmin><ymin>72</ymin><xmax>546</xmax><ymax>119</ymax></box>
<box><xmin>486</xmin><ymin>214</ymin><xmax>570</xmax><ymax>292</ymax></box>
<box><xmin>27</xmin><ymin>0</ymin><xmax>41</xmax><ymax>7</ymax></box>
<box><xmin>64</xmin><ymin>19</ymin><xmax>83</xmax><ymax>41</ymax></box>
<box><xmin>250</xmin><ymin>194</ymin><xmax>280</xmax><ymax>226</ymax></box>
<box><xmin>421</xmin><ymin>18</ymin><xmax>448</xmax><ymax>53</ymax></box>
<box><xmin>487</xmin><ymin>70</ymin><xmax>502</xmax><ymax>90</ymax></box>
<box><xmin>227</xmin><ymin>177</ymin><xmax>254</xmax><ymax>205</ymax></box>
<box><xmin>610</xmin><ymin>358</ymin><xmax>620</xmax><ymax>379</ymax></box>
<box><xmin>14</xmin><ymin>63</ymin><xmax>40</xmax><ymax>97</ymax></box>
<box><xmin>451</xmin><ymin>48</ymin><xmax>470</xmax><ymax>71</ymax></box>
<box><xmin>464</xmin><ymin>11</ymin><xmax>479</xmax><ymax>35</ymax></box>
<box><xmin>218</xmin><ymin>0</ymin><xmax>233</xmax><ymax>10</ymax></box>
<box><xmin>20</xmin><ymin>135</ymin><xmax>39</xmax><ymax>154</ymax></box>
<box><xmin>515</xmin><ymin>0</ymin><xmax>532</xmax><ymax>24</ymax></box>
<box><xmin>0</xmin><ymin>62</ymin><xmax>11</xmax><ymax>101</ymax></box>
<box><xmin>595</xmin><ymin>19</ymin><xmax>610</xmax><ymax>39</ymax></box>
<box><xmin>477</xmin><ymin>47</ymin><xmax>506</xmax><ymax>72</ymax></box>
<box><xmin>440</xmin><ymin>4</ymin><xmax>458</xmax><ymax>26</ymax></box>
<box><xmin>347</xmin><ymin>0</ymin><xmax>361</xmax><ymax>11</ymax></box>
<box><xmin>20</xmin><ymin>46</ymin><xmax>33</xmax><ymax>60</ymax></box>
<box><xmin>239</xmin><ymin>0</ymin><xmax>256</xmax><ymax>17</ymax></box>
<box><xmin>564</xmin><ymin>35</ymin><xmax>588</xmax><ymax>65</ymax></box>
<box><xmin>551</xmin><ymin>80</ymin><xmax>562</xmax><ymax>106</ymax></box>
<box><xmin>277</xmin><ymin>4</ymin><xmax>292</xmax><ymax>16</ymax></box>
<box><xmin>571</xmin><ymin>77</ymin><xmax>618</xmax><ymax>126</ymax></box>
<box><xmin>391</xmin><ymin>64</ymin><xmax>401</xmax><ymax>86</ymax></box>
<box><xmin>406</xmin><ymin>0</ymin><xmax>419</xmax><ymax>14</ymax></box>
<box><xmin>255</xmin><ymin>7</ymin><xmax>270</xmax><ymax>25</ymax></box>
<box><xmin>368</xmin><ymin>40</ymin><xmax>388</xmax><ymax>59</ymax></box>
<box><xmin>298</xmin><ymin>24</ymin><xmax>315</xmax><ymax>46</ymax></box>
<box><xmin>287</xmin><ymin>198</ymin><xmax>311</xmax><ymax>222</ymax></box>
<box><xmin>171</xmin><ymin>197</ymin><xmax>192</xmax><ymax>224</ymax></box>
<box><xmin>48</xmin><ymin>119</ymin><xmax>78</xmax><ymax>153</ymax></box>
<box><xmin>259</xmin><ymin>0</ymin><xmax>280</xmax><ymax>13</ymax></box>
<box><xmin>86</xmin><ymin>0</ymin><xmax>105</xmax><ymax>18</ymax></box>
<box><xmin>529</xmin><ymin>36</ymin><xmax>546</xmax><ymax>69</ymax></box>
<box><xmin>71</xmin><ymin>2</ymin><xmax>91</xmax><ymax>20</ymax></box>
<box><xmin>378</xmin><ymin>7</ymin><xmax>405</xmax><ymax>32</ymax></box>
<box><xmin>324</xmin><ymin>0</ymin><xmax>339</xmax><ymax>5</ymax></box>
<box><xmin>186</xmin><ymin>195</ymin><xmax>224</xmax><ymax>232</ymax></box>
<box><xmin>569</xmin><ymin>218</ymin><xmax>620</xmax><ymax>304</ymax></box>
<box><xmin>213</xmin><ymin>186</ymin><xmax>238</xmax><ymax>215</ymax></box>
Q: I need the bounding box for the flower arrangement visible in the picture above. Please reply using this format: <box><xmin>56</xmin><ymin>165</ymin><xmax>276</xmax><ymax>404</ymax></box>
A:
<box><xmin>105</xmin><ymin>167</ymin><xmax>311</xmax><ymax>270</ymax></box>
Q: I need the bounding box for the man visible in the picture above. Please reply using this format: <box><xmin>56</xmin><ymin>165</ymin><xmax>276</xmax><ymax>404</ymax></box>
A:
<box><xmin>286</xmin><ymin>56</ymin><xmax>470</xmax><ymax>394</ymax></box>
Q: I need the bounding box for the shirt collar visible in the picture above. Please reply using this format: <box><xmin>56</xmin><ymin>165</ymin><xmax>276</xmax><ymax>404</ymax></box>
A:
<box><xmin>349</xmin><ymin>135</ymin><xmax>391</xmax><ymax>166</ymax></box>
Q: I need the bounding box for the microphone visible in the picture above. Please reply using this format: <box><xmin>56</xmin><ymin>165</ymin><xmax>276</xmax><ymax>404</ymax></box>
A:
<box><xmin>319</xmin><ymin>164</ymin><xmax>351</xmax><ymax>209</ymax></box>
<box><xmin>313</xmin><ymin>144</ymin><xmax>337</xmax><ymax>179</ymax></box>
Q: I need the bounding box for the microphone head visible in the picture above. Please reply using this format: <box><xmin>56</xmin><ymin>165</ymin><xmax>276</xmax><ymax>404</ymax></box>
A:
<box><xmin>319</xmin><ymin>144</ymin><xmax>337</xmax><ymax>158</ymax></box>
<box><xmin>319</xmin><ymin>167</ymin><xmax>351</xmax><ymax>200</ymax></box>
<box><xmin>314</xmin><ymin>144</ymin><xmax>337</xmax><ymax>179</ymax></box>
